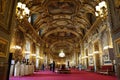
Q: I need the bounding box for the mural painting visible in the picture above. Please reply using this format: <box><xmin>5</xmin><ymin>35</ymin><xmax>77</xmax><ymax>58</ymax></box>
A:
<box><xmin>48</xmin><ymin>1</ymin><xmax>75</xmax><ymax>14</ymax></box>
<box><xmin>89</xmin><ymin>56</ymin><xmax>94</xmax><ymax>65</ymax></box>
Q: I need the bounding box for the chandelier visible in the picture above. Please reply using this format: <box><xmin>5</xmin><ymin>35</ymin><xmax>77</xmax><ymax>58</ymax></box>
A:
<box><xmin>16</xmin><ymin>2</ymin><xmax>30</xmax><ymax>20</ymax></box>
<box><xmin>59</xmin><ymin>50</ymin><xmax>65</xmax><ymax>57</ymax></box>
<box><xmin>95</xmin><ymin>1</ymin><xmax>108</xmax><ymax>18</ymax></box>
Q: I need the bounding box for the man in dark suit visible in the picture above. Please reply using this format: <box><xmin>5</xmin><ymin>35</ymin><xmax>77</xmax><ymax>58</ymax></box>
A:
<box><xmin>53</xmin><ymin>61</ymin><xmax>55</xmax><ymax>72</ymax></box>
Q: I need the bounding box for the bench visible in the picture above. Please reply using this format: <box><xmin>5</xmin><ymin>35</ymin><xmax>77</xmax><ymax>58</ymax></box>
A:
<box><xmin>56</xmin><ymin>69</ymin><xmax>71</xmax><ymax>74</ymax></box>
<box><xmin>97</xmin><ymin>65</ymin><xmax>114</xmax><ymax>75</ymax></box>
<box><xmin>56</xmin><ymin>64</ymin><xmax>71</xmax><ymax>74</ymax></box>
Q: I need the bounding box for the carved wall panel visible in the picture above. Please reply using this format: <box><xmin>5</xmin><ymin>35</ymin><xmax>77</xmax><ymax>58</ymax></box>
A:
<box><xmin>0</xmin><ymin>0</ymin><xmax>15</xmax><ymax>32</ymax></box>
<box><xmin>0</xmin><ymin>0</ymin><xmax>17</xmax><ymax>80</ymax></box>
<box><xmin>0</xmin><ymin>37</ymin><xmax>8</xmax><ymax>57</ymax></box>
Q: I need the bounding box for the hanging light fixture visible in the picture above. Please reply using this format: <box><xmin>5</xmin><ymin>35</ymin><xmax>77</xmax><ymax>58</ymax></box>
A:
<box><xmin>95</xmin><ymin>1</ymin><xmax>108</xmax><ymax>18</ymax></box>
<box><xmin>59</xmin><ymin>50</ymin><xmax>65</xmax><ymax>57</ymax></box>
<box><xmin>16</xmin><ymin>2</ymin><xmax>30</xmax><ymax>20</ymax></box>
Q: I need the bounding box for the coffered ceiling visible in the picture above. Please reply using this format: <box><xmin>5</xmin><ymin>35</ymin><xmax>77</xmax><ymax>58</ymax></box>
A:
<box><xmin>23</xmin><ymin>0</ymin><xmax>99</xmax><ymax>59</ymax></box>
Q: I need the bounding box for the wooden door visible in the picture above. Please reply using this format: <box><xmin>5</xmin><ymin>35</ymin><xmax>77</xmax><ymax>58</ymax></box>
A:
<box><xmin>95</xmin><ymin>54</ymin><xmax>100</xmax><ymax>71</ymax></box>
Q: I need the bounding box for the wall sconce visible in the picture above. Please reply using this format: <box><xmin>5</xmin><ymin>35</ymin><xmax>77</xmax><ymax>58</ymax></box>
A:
<box><xmin>31</xmin><ymin>54</ymin><xmax>36</xmax><ymax>57</ymax></box>
<box><xmin>12</xmin><ymin>45</ymin><xmax>21</xmax><ymax>50</ymax></box>
<box><xmin>95</xmin><ymin>1</ymin><xmax>108</xmax><ymax>18</ymax></box>
<box><xmin>93</xmin><ymin>51</ymin><xmax>99</xmax><ymax>54</ymax></box>
<box><xmin>16</xmin><ymin>2</ymin><xmax>30</xmax><ymax>20</ymax></box>
<box><xmin>57</xmin><ymin>62</ymin><xmax>60</xmax><ymax>64</ymax></box>
<box><xmin>40</xmin><ymin>57</ymin><xmax>43</xmax><ymax>59</ymax></box>
<box><xmin>103</xmin><ymin>46</ymin><xmax>113</xmax><ymax>50</ymax></box>
<box><xmin>36</xmin><ymin>56</ymin><xmax>40</xmax><ymax>59</ymax></box>
<box><xmin>88</xmin><ymin>54</ymin><xmax>93</xmax><ymax>56</ymax></box>
<box><xmin>24</xmin><ymin>51</ymin><xmax>31</xmax><ymax>54</ymax></box>
<box><xmin>82</xmin><ymin>56</ymin><xmax>88</xmax><ymax>59</ymax></box>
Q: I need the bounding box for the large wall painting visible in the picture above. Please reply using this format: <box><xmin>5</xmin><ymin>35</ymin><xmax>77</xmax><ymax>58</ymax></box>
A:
<box><xmin>102</xmin><ymin>32</ymin><xmax>108</xmax><ymax>48</ymax></box>
<box><xmin>25</xmin><ymin>40</ymin><xmax>30</xmax><ymax>52</ymax></box>
<box><xmin>102</xmin><ymin>49</ymin><xmax>112</xmax><ymax>65</ymax></box>
<box><xmin>89</xmin><ymin>56</ymin><xmax>94</xmax><ymax>66</ymax></box>
<box><xmin>25</xmin><ymin>40</ymin><xmax>31</xmax><ymax>59</ymax></box>
<box><xmin>0</xmin><ymin>37</ymin><xmax>8</xmax><ymax>57</ymax></box>
<box><xmin>115</xmin><ymin>38</ymin><xmax>120</xmax><ymax>57</ymax></box>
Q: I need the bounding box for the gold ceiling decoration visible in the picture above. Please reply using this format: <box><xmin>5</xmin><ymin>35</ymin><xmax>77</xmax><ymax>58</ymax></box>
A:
<box><xmin>20</xmin><ymin>0</ymin><xmax>105</xmax><ymax>59</ymax></box>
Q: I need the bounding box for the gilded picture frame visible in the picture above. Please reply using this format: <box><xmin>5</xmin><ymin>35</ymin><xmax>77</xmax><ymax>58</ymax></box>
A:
<box><xmin>114</xmin><ymin>38</ymin><xmax>120</xmax><ymax>57</ymax></box>
<box><xmin>0</xmin><ymin>37</ymin><xmax>8</xmax><ymax>57</ymax></box>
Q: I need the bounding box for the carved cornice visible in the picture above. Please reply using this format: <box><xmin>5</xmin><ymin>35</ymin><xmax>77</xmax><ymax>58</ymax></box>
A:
<box><xmin>82</xmin><ymin>17</ymin><xmax>105</xmax><ymax>41</ymax></box>
<box><xmin>17</xmin><ymin>19</ymin><xmax>45</xmax><ymax>45</ymax></box>
<box><xmin>20</xmin><ymin>0</ymin><xmax>102</xmax><ymax>59</ymax></box>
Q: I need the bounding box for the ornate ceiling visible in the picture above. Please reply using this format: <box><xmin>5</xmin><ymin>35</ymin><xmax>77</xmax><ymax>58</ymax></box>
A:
<box><xmin>23</xmin><ymin>0</ymin><xmax>99</xmax><ymax>59</ymax></box>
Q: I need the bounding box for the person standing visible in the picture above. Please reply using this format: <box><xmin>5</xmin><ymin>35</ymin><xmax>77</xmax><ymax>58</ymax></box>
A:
<box><xmin>52</xmin><ymin>61</ymin><xmax>55</xmax><ymax>72</ymax></box>
<box><xmin>79</xmin><ymin>63</ymin><xmax>82</xmax><ymax>71</ymax></box>
<box><xmin>50</xmin><ymin>63</ymin><xmax>52</xmax><ymax>71</ymax></box>
<box><xmin>42</xmin><ymin>64</ymin><xmax>45</xmax><ymax>71</ymax></box>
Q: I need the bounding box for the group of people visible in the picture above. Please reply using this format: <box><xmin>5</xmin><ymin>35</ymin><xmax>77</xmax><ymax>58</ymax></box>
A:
<box><xmin>10</xmin><ymin>61</ymin><xmax>34</xmax><ymax>77</ymax></box>
<box><xmin>41</xmin><ymin>62</ymin><xmax>86</xmax><ymax>72</ymax></box>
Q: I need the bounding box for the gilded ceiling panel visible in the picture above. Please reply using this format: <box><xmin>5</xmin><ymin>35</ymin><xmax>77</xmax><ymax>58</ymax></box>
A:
<box><xmin>23</xmin><ymin>0</ymin><xmax>99</xmax><ymax>58</ymax></box>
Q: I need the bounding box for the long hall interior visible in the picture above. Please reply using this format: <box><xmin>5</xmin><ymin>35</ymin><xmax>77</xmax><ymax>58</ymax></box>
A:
<box><xmin>0</xmin><ymin>0</ymin><xmax>120</xmax><ymax>80</ymax></box>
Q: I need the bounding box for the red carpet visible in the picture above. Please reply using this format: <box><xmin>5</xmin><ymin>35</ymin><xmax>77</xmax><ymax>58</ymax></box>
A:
<box><xmin>10</xmin><ymin>69</ymin><xmax>117</xmax><ymax>80</ymax></box>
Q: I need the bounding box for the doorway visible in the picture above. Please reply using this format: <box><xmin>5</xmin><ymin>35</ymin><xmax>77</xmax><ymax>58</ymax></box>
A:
<box><xmin>86</xmin><ymin>58</ymin><xmax>89</xmax><ymax>69</ymax></box>
<box><xmin>95</xmin><ymin>54</ymin><xmax>100</xmax><ymax>71</ymax></box>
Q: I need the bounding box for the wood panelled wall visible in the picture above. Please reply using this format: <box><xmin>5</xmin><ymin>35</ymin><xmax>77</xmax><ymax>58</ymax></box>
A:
<box><xmin>0</xmin><ymin>0</ymin><xmax>17</xmax><ymax>80</ymax></box>
<box><xmin>107</xmin><ymin>0</ymin><xmax>120</xmax><ymax>79</ymax></box>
